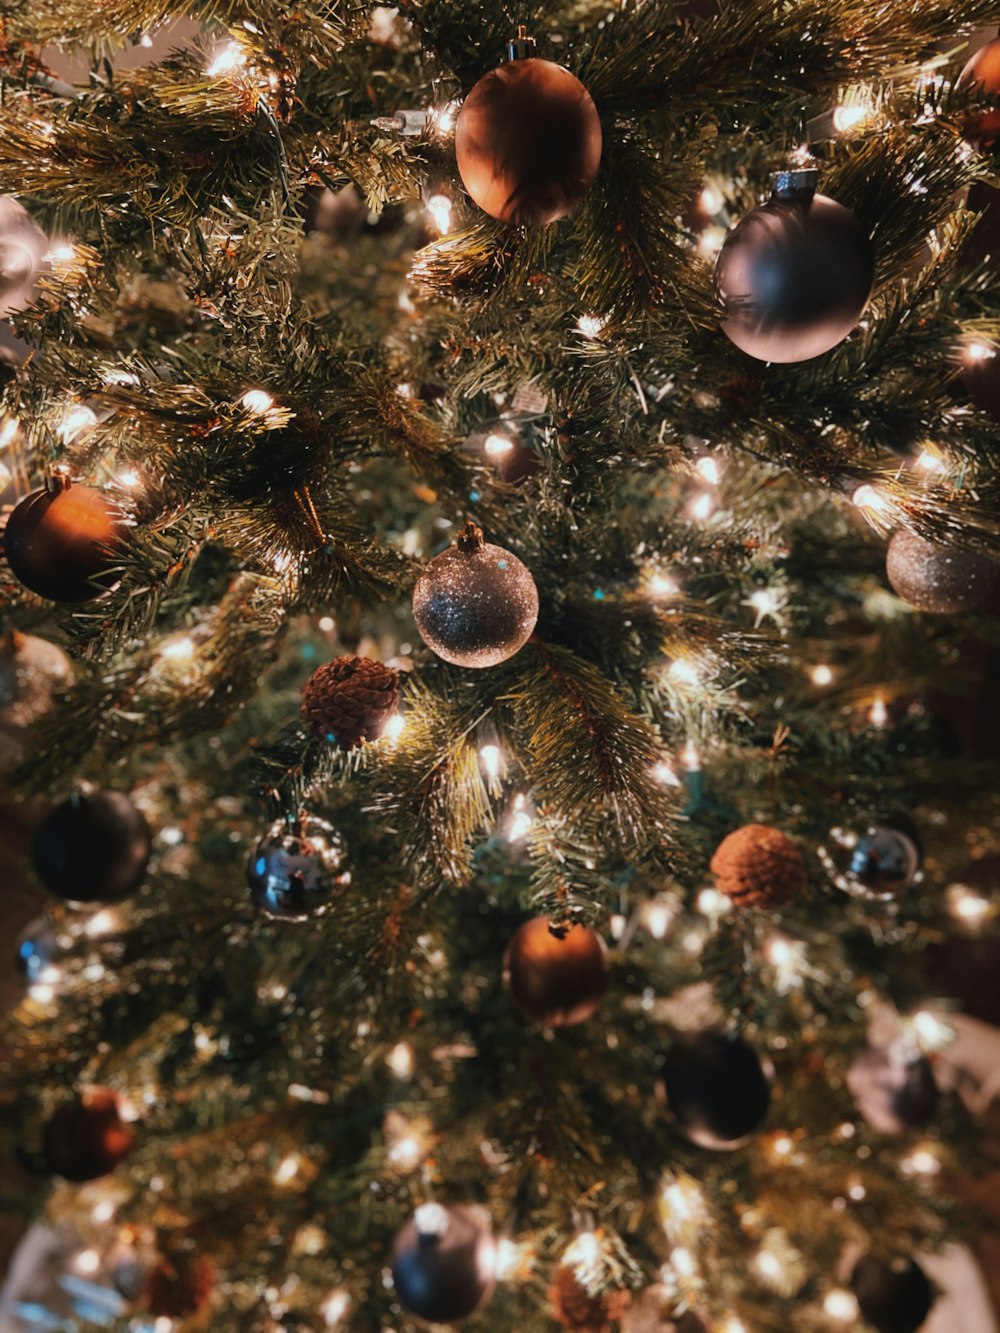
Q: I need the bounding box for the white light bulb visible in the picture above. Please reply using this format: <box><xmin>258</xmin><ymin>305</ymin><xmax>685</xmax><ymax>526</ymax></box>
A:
<box><xmin>384</xmin><ymin>713</ymin><xmax>406</xmax><ymax>744</ymax></box>
<box><xmin>207</xmin><ymin>42</ymin><xmax>246</xmax><ymax>76</ymax></box>
<box><xmin>868</xmin><ymin>696</ymin><xmax>888</xmax><ymax>727</ymax></box>
<box><xmin>824</xmin><ymin>1289</ymin><xmax>859</xmax><ymax>1320</ymax></box>
<box><xmin>274</xmin><ymin>1154</ymin><xmax>302</xmax><ymax>1184</ymax></box>
<box><xmin>387</xmin><ymin>1042</ymin><xmax>414</xmax><ymax>1078</ymax></box>
<box><xmin>810</xmin><ymin>663</ymin><xmax>835</xmax><ymax>686</ymax></box>
<box><xmin>576</xmin><ymin>313</ymin><xmax>606</xmax><ymax>339</ymax></box>
<box><xmin>58</xmin><ymin>403</ymin><xmax>97</xmax><ymax>443</ymax></box>
<box><xmin>479</xmin><ymin>743</ymin><xmax>501</xmax><ymax>777</ymax></box>
<box><xmin>426</xmin><ymin>194</ymin><xmax>453</xmax><ymax>234</ymax></box>
<box><xmin>689</xmin><ymin>490</ymin><xmax>716</xmax><ymax>521</ymax></box>
<box><xmin>647</xmin><ymin>571</ymin><xmax>680</xmax><ymax>599</ymax></box>
<box><xmin>484</xmin><ymin>432</ymin><xmax>514</xmax><ymax>458</ymax></box>
<box><xmin>321</xmin><ymin>1289</ymin><xmax>350</xmax><ymax>1326</ymax></box>
<box><xmin>694</xmin><ymin>455</ymin><xmax>721</xmax><ymax>485</ymax></box>
<box><xmin>668</xmin><ymin>659</ymin><xmax>700</xmax><ymax>687</ymax></box>
<box><xmin>652</xmin><ymin>760</ymin><xmax>681</xmax><ymax>787</ymax></box>
<box><xmin>671</xmin><ymin>1246</ymin><xmax>696</xmax><ymax>1278</ymax></box>
<box><xmin>74</xmin><ymin>1249</ymin><xmax>101</xmax><ymax>1275</ymax></box>
<box><xmin>241</xmin><ymin>388</ymin><xmax>274</xmax><ymax>414</ymax></box>
<box><xmin>851</xmin><ymin>483</ymin><xmax>890</xmax><ymax>514</ymax></box>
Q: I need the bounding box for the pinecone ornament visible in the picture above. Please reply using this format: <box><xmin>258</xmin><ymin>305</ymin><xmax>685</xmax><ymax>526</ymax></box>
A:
<box><xmin>550</xmin><ymin>1266</ymin><xmax>632</xmax><ymax>1332</ymax></box>
<box><xmin>710</xmin><ymin>823</ymin><xmax>805</xmax><ymax>908</ymax></box>
<box><xmin>300</xmin><ymin>655</ymin><xmax>400</xmax><ymax>749</ymax></box>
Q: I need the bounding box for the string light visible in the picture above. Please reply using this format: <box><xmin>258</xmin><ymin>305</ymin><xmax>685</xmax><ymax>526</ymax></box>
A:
<box><xmin>755</xmin><ymin>1250</ymin><xmax>784</xmax><ymax>1281</ymax></box>
<box><xmin>92</xmin><ymin>1199</ymin><xmax>115</xmax><ymax>1223</ymax></box>
<box><xmin>207</xmin><ymin>42</ymin><xmax>247</xmax><ymax>77</ymax></box>
<box><xmin>824</xmin><ymin>1289</ymin><xmax>859</xmax><ymax>1321</ymax></box>
<box><xmin>321</xmin><ymin>1289</ymin><xmax>350</xmax><ymax>1326</ymax></box>
<box><xmin>809</xmin><ymin>663</ymin><xmax>835</xmax><ymax>687</ymax></box>
<box><xmin>770</xmin><ymin>1134</ymin><xmax>795</xmax><ymax>1160</ymax></box>
<box><xmin>0</xmin><ymin>417</ymin><xmax>19</xmax><ymax>450</ymax></box>
<box><xmin>962</xmin><ymin>340</ymin><xmax>996</xmax><ymax>364</ymax></box>
<box><xmin>562</xmin><ymin>1231</ymin><xmax>603</xmax><ymax>1283</ymax></box>
<box><xmin>901</xmin><ymin>1145</ymin><xmax>941</xmax><ymax>1176</ymax></box>
<box><xmin>84</xmin><ymin>909</ymin><xmax>118</xmax><ymax>937</ymax></box>
<box><xmin>58</xmin><ymin>402</ymin><xmax>97</xmax><ymax>443</ymax></box>
<box><xmin>696</xmin><ymin>887</ymin><xmax>728</xmax><ymax>918</ymax></box>
<box><xmin>746</xmin><ymin>587</ymin><xmax>782</xmax><ymax>625</ymax></box>
<box><xmin>688</xmin><ymin>490</ymin><xmax>717</xmax><ymax>521</ymax></box>
<box><xmin>694</xmin><ymin>455</ymin><xmax>721</xmax><ymax>485</ymax></box>
<box><xmin>484</xmin><ymin>432</ymin><xmax>514</xmax><ymax>458</ymax></box>
<box><xmin>274</xmin><ymin>1153</ymin><xmax>303</xmax><ymax>1184</ymax></box>
<box><xmin>116</xmin><ymin>468</ymin><xmax>141</xmax><ymax>488</ymax></box>
<box><xmin>680</xmin><ymin>740</ymin><xmax>701</xmax><ymax>772</ymax></box>
<box><xmin>576</xmin><ymin>313</ymin><xmax>606</xmax><ymax>339</ymax></box>
<box><xmin>479</xmin><ymin>743</ymin><xmax>502</xmax><ymax>778</ymax></box>
<box><xmin>241</xmin><ymin>388</ymin><xmax>274</xmax><ymax>414</ymax></box>
<box><xmin>45</xmin><ymin>242</ymin><xmax>77</xmax><ymax>265</ymax></box>
<box><xmin>494</xmin><ymin>1237</ymin><xmax>529</xmax><ymax>1281</ymax></box>
<box><xmin>646</xmin><ymin>570</ymin><xmax>681</xmax><ymax>599</ymax></box>
<box><xmin>425</xmin><ymin>194</ymin><xmax>453</xmax><ymax>234</ymax></box>
<box><xmin>507</xmin><ymin>794</ymin><xmax>534</xmax><ymax>842</ymax></box>
<box><xmin>74</xmin><ymin>1248</ymin><xmax>101</xmax><ymax>1275</ymax></box>
<box><xmin>387</xmin><ymin>1042</ymin><xmax>414</xmax><ymax>1078</ymax></box>
<box><xmin>668</xmin><ymin>658</ymin><xmax>701</xmax><ymax>687</ymax></box>
<box><xmin>851</xmin><ymin>483</ymin><xmax>891</xmax><ymax>515</ymax></box>
<box><xmin>697</xmin><ymin>225</ymin><xmax>727</xmax><ymax>256</ymax></box>
<box><xmin>766</xmin><ymin>934</ymin><xmax>806</xmax><ymax>993</ymax></box>
<box><xmin>644</xmin><ymin>897</ymin><xmax>674</xmax><ymax>939</ymax></box>
<box><xmin>910</xmin><ymin>1009</ymin><xmax>952</xmax><ymax>1051</ymax></box>
<box><xmin>670</xmin><ymin>1246</ymin><xmax>696</xmax><ymax>1278</ymax></box>
<box><xmin>160</xmin><ymin>635</ymin><xmax>196</xmax><ymax>664</ymax></box>
<box><xmin>414</xmin><ymin>1202</ymin><xmax>451</xmax><ymax>1235</ymax></box>
<box><xmin>915</xmin><ymin>448</ymin><xmax>947</xmax><ymax>474</ymax></box>
<box><xmin>652</xmin><ymin>759</ymin><xmax>681</xmax><ymax>787</ymax></box>
<box><xmin>947</xmin><ymin>881</ymin><xmax>995</xmax><ymax>925</ymax></box>
<box><xmin>387</xmin><ymin>1135</ymin><xmax>423</xmax><ymax>1170</ymax></box>
<box><xmin>431</xmin><ymin>100</ymin><xmax>461</xmax><ymax>135</ymax></box>
<box><xmin>384</xmin><ymin>713</ymin><xmax>406</xmax><ymax>744</ymax></box>
<box><xmin>868</xmin><ymin>695</ymin><xmax>888</xmax><ymax>728</ymax></box>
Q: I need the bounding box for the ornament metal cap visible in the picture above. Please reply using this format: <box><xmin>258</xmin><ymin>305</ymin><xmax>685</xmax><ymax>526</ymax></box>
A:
<box><xmin>43</xmin><ymin>464</ymin><xmax>74</xmax><ymax>496</ymax></box>
<box><xmin>507</xmin><ymin>25</ymin><xmax>537</xmax><ymax>61</ymax></box>
<box><xmin>771</xmin><ymin>166</ymin><xmax>820</xmax><ymax>202</ymax></box>
<box><xmin>456</xmin><ymin>519</ymin><xmax>487</xmax><ymax>554</ymax></box>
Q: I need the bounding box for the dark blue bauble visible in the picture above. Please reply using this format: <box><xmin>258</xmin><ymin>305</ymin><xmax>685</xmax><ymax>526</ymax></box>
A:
<box><xmin>33</xmin><ymin>791</ymin><xmax>152</xmax><ymax>904</ymax></box>
<box><xmin>245</xmin><ymin>817</ymin><xmax>347</xmax><ymax>922</ymax></box>
<box><xmin>850</xmin><ymin>1255</ymin><xmax>934</xmax><ymax>1333</ymax></box>
<box><xmin>391</xmin><ymin>1204</ymin><xmax>495</xmax><ymax>1324</ymax></box>
<box><xmin>663</xmin><ymin>1027</ymin><xmax>771</xmax><ymax>1149</ymax></box>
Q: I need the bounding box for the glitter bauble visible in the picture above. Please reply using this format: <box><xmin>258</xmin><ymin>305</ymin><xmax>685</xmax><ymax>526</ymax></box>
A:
<box><xmin>848</xmin><ymin>1048</ymin><xmax>939</xmax><ymax>1134</ymax></box>
<box><xmin>412</xmin><ymin>521</ymin><xmax>538</xmax><ymax>669</ymax></box>
<box><xmin>391</xmin><ymin>1203</ymin><xmax>496</xmax><ymax>1324</ymax></box>
<box><xmin>715</xmin><ymin>170</ymin><xmax>874</xmax><ymax>363</ymax></box>
<box><xmin>33</xmin><ymin>790</ymin><xmax>152</xmax><ymax>904</ymax></box>
<box><xmin>0</xmin><ymin>630</ymin><xmax>73</xmax><ymax>772</ymax></box>
<box><xmin>246</xmin><ymin>816</ymin><xmax>348</xmax><ymax>921</ymax></box>
<box><xmin>503</xmin><ymin>917</ymin><xmax>609</xmax><ymax>1027</ymax></box>
<box><xmin>3</xmin><ymin>471</ymin><xmax>128</xmax><ymax>603</ymax></box>
<box><xmin>710</xmin><ymin>823</ymin><xmax>805</xmax><ymax>909</ymax></box>
<box><xmin>300</xmin><ymin>655</ymin><xmax>400</xmax><ymax>748</ymax></box>
<box><xmin>0</xmin><ymin>196</ymin><xmax>46</xmax><ymax>318</ymax></box>
<box><xmin>43</xmin><ymin>1087</ymin><xmax>136</xmax><ymax>1181</ymax></box>
<box><xmin>455</xmin><ymin>34</ymin><xmax>601</xmax><ymax>226</ymax></box>
<box><xmin>663</xmin><ymin>1027</ymin><xmax>771</xmax><ymax>1149</ymax></box>
<box><xmin>958</xmin><ymin>35</ymin><xmax>1000</xmax><ymax>151</ymax></box>
<box><xmin>886</xmin><ymin>529</ymin><xmax>999</xmax><ymax>614</ymax></box>
<box><xmin>850</xmin><ymin>1254</ymin><xmax>934</xmax><ymax>1333</ymax></box>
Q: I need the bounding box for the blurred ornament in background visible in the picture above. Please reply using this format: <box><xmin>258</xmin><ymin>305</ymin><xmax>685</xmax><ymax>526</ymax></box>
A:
<box><xmin>143</xmin><ymin>1243</ymin><xmax>215</xmax><ymax>1319</ymax></box>
<box><xmin>622</xmin><ymin>1288</ymin><xmax>708</xmax><ymax>1332</ymax></box>
<box><xmin>960</xmin><ymin>329</ymin><xmax>1000</xmax><ymax>421</ymax></box>
<box><xmin>391</xmin><ymin>1203</ymin><xmax>496</xmax><ymax>1324</ymax></box>
<box><xmin>33</xmin><ymin>790</ymin><xmax>152</xmax><ymax>905</ymax></box>
<box><xmin>245</xmin><ymin>815</ymin><xmax>348</xmax><ymax>921</ymax></box>
<box><xmin>15</xmin><ymin>915</ymin><xmax>60</xmax><ymax>984</ymax></box>
<box><xmin>662</xmin><ymin>1027</ymin><xmax>772</xmax><ymax>1149</ymax></box>
<box><xmin>412</xmin><ymin>521</ymin><xmax>538</xmax><ymax>668</ymax></box>
<box><xmin>3</xmin><ymin>469</ymin><xmax>128</xmax><ymax>603</ymax></box>
<box><xmin>885</xmin><ymin>529</ymin><xmax>1000</xmax><ymax>614</ymax></box>
<box><xmin>714</xmin><ymin>165</ymin><xmax>874</xmax><ymax>363</ymax></box>
<box><xmin>822</xmin><ymin>821</ymin><xmax>922</xmax><ymax>900</ymax></box>
<box><xmin>300</xmin><ymin>654</ymin><xmax>400</xmax><ymax>749</ymax></box>
<box><xmin>848</xmin><ymin>1047</ymin><xmax>939</xmax><ymax>1134</ymax></box>
<box><xmin>455</xmin><ymin>28</ymin><xmax>602</xmax><ymax>226</ymax></box>
<box><xmin>503</xmin><ymin>916</ymin><xmax>609</xmax><ymax>1027</ymax></box>
<box><xmin>549</xmin><ymin>1263</ymin><xmax>632</xmax><ymax>1329</ymax></box>
<box><xmin>0</xmin><ymin>196</ymin><xmax>46</xmax><ymax>318</ymax></box>
<box><xmin>42</xmin><ymin>1087</ymin><xmax>136</xmax><ymax>1181</ymax></box>
<box><xmin>302</xmin><ymin>181</ymin><xmax>368</xmax><ymax>238</ymax></box>
<box><xmin>710</xmin><ymin>823</ymin><xmax>805</xmax><ymax>909</ymax></box>
<box><xmin>0</xmin><ymin>629</ymin><xmax>72</xmax><ymax>771</ymax></box>
<box><xmin>849</xmin><ymin>1254</ymin><xmax>935</xmax><ymax>1333</ymax></box>
<box><xmin>958</xmin><ymin>34</ymin><xmax>1000</xmax><ymax>151</ymax></box>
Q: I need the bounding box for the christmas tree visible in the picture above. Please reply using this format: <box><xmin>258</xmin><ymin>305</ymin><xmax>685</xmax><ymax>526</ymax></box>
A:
<box><xmin>1</xmin><ymin>1</ymin><xmax>1000</xmax><ymax>1330</ymax></box>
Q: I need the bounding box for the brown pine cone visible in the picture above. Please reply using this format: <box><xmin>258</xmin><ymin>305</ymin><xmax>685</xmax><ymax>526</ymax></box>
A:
<box><xmin>301</xmin><ymin>655</ymin><xmax>400</xmax><ymax>749</ymax></box>
<box><xmin>145</xmin><ymin>1249</ymin><xmax>215</xmax><ymax>1319</ymax></box>
<box><xmin>550</xmin><ymin>1265</ymin><xmax>632</xmax><ymax>1332</ymax></box>
<box><xmin>710</xmin><ymin>823</ymin><xmax>805</xmax><ymax>909</ymax></box>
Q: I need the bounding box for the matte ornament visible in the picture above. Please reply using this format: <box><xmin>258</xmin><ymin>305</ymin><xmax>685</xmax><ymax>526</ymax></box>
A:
<box><xmin>412</xmin><ymin>521</ymin><xmax>538</xmax><ymax>668</ymax></box>
<box><xmin>0</xmin><ymin>195</ymin><xmax>46</xmax><ymax>318</ymax></box>
<box><xmin>391</xmin><ymin>1203</ymin><xmax>496</xmax><ymax>1324</ymax></box>
<box><xmin>710</xmin><ymin>823</ymin><xmax>805</xmax><ymax>909</ymax></box>
<box><xmin>455</xmin><ymin>30</ymin><xmax>601</xmax><ymax>226</ymax></box>
<box><xmin>246</xmin><ymin>816</ymin><xmax>348</xmax><ymax>921</ymax></box>
<box><xmin>503</xmin><ymin>916</ymin><xmax>609</xmax><ymax>1027</ymax></box>
<box><xmin>959</xmin><ymin>36</ymin><xmax>1000</xmax><ymax>151</ymax></box>
<box><xmin>848</xmin><ymin>1048</ymin><xmax>939</xmax><ymax>1134</ymax></box>
<box><xmin>33</xmin><ymin>790</ymin><xmax>152</xmax><ymax>904</ymax></box>
<box><xmin>715</xmin><ymin>169</ymin><xmax>874</xmax><ymax>363</ymax></box>
<box><xmin>3</xmin><ymin>470</ymin><xmax>127</xmax><ymax>603</ymax></box>
<box><xmin>43</xmin><ymin>1087</ymin><xmax>136</xmax><ymax>1181</ymax></box>
<box><xmin>886</xmin><ymin>529</ymin><xmax>999</xmax><ymax>615</ymax></box>
<box><xmin>663</xmin><ymin>1027</ymin><xmax>771</xmax><ymax>1149</ymax></box>
<box><xmin>0</xmin><ymin>630</ymin><xmax>72</xmax><ymax>772</ymax></box>
<box><xmin>850</xmin><ymin>1254</ymin><xmax>934</xmax><ymax>1333</ymax></box>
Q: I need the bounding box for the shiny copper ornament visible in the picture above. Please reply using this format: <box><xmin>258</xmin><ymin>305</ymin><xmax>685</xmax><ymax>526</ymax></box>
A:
<box><xmin>959</xmin><ymin>35</ymin><xmax>1000</xmax><ymax>151</ymax></box>
<box><xmin>503</xmin><ymin>916</ymin><xmax>609</xmax><ymax>1026</ymax></box>
<box><xmin>456</xmin><ymin>29</ymin><xmax>602</xmax><ymax>226</ymax></box>
<box><xmin>3</xmin><ymin>468</ymin><xmax>127</xmax><ymax>603</ymax></box>
<box><xmin>43</xmin><ymin>1086</ymin><xmax>136</xmax><ymax>1181</ymax></box>
<box><xmin>715</xmin><ymin>167</ymin><xmax>874</xmax><ymax>363</ymax></box>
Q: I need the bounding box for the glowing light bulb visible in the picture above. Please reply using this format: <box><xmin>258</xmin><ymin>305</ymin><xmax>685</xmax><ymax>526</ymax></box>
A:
<box><xmin>116</xmin><ymin>469</ymin><xmax>141</xmax><ymax>488</ymax></box>
<box><xmin>321</xmin><ymin>1289</ymin><xmax>350</xmax><ymax>1326</ymax></box>
<box><xmin>207</xmin><ymin>42</ymin><xmax>246</xmax><ymax>76</ymax></box>
<box><xmin>645</xmin><ymin>899</ymin><xmax>673</xmax><ymax>939</ymax></box>
<box><xmin>161</xmin><ymin>635</ymin><xmax>196</xmax><ymax>664</ymax></box>
<box><xmin>868</xmin><ymin>695</ymin><xmax>888</xmax><ymax>728</ymax></box>
<box><xmin>432</xmin><ymin>100</ymin><xmax>460</xmax><ymax>135</ymax></box>
<box><xmin>824</xmin><ymin>1289</ymin><xmax>859</xmax><ymax>1320</ymax></box>
<box><xmin>671</xmin><ymin>1247</ymin><xmax>696</xmax><ymax>1278</ymax></box>
<box><xmin>694</xmin><ymin>455</ymin><xmax>721</xmax><ymax>485</ymax></box>
<box><xmin>414</xmin><ymin>1202</ymin><xmax>450</xmax><ymax>1235</ymax></box>
<box><xmin>387</xmin><ymin>1042</ymin><xmax>414</xmax><ymax>1078</ymax></box>
<box><xmin>851</xmin><ymin>483</ymin><xmax>890</xmax><ymax>514</ymax></box>
<box><xmin>948</xmin><ymin>883</ymin><xmax>993</xmax><ymax>924</ymax></box>
<box><xmin>508</xmin><ymin>794</ymin><xmax>534</xmax><ymax>842</ymax></box>
<box><xmin>809</xmin><ymin>663</ymin><xmax>835</xmax><ymax>686</ymax></box>
<box><xmin>771</xmin><ymin>1134</ymin><xmax>794</xmax><ymax>1158</ymax></box>
<box><xmin>479</xmin><ymin>744</ymin><xmax>501</xmax><ymax>777</ymax></box>
<box><xmin>680</xmin><ymin>740</ymin><xmax>701</xmax><ymax>772</ymax></box>
<box><xmin>426</xmin><ymin>194</ymin><xmax>453</xmax><ymax>233</ymax></box>
<box><xmin>388</xmin><ymin>1136</ymin><xmax>422</xmax><ymax>1169</ymax></box>
<box><xmin>915</xmin><ymin>448</ymin><xmax>946</xmax><ymax>474</ymax></box>
<box><xmin>964</xmin><ymin>340</ymin><xmax>996</xmax><ymax>363</ymax></box>
<box><xmin>92</xmin><ymin>1199</ymin><xmax>115</xmax><ymax>1223</ymax></box>
<box><xmin>699</xmin><ymin>185</ymin><xmax>724</xmax><ymax>214</ymax></box>
<box><xmin>833</xmin><ymin>101</ymin><xmax>871</xmax><ymax>132</ymax></box>
<box><xmin>46</xmin><ymin>242</ymin><xmax>77</xmax><ymax>265</ymax></box>
<box><xmin>647</xmin><ymin>571</ymin><xmax>680</xmax><ymax>599</ymax></box>
<box><xmin>274</xmin><ymin>1154</ymin><xmax>302</xmax><ymax>1184</ymax></box>
<box><xmin>911</xmin><ymin>1010</ymin><xmax>952</xmax><ymax>1050</ymax></box>
<box><xmin>696</xmin><ymin>887</ymin><xmax>727</xmax><ymax>917</ymax></box>
<box><xmin>668</xmin><ymin>658</ymin><xmax>701</xmax><ymax>687</ymax></box>
<box><xmin>241</xmin><ymin>388</ymin><xmax>274</xmax><ymax>414</ymax></box>
<box><xmin>697</xmin><ymin>225</ymin><xmax>727</xmax><ymax>256</ymax></box>
<box><xmin>384</xmin><ymin>713</ymin><xmax>406</xmax><ymax>744</ymax></box>
<box><xmin>484</xmin><ymin>432</ymin><xmax>514</xmax><ymax>458</ymax></box>
<box><xmin>74</xmin><ymin>1249</ymin><xmax>101</xmax><ymax>1275</ymax></box>
<box><xmin>756</xmin><ymin>1250</ymin><xmax>784</xmax><ymax>1281</ymax></box>
<box><xmin>0</xmin><ymin>417</ymin><xmax>19</xmax><ymax>450</ymax></box>
<box><xmin>688</xmin><ymin>490</ymin><xmax>716</xmax><ymax>521</ymax></box>
<box><xmin>563</xmin><ymin>1230</ymin><xmax>602</xmax><ymax>1281</ymax></box>
<box><xmin>747</xmin><ymin>587</ymin><xmax>780</xmax><ymax>623</ymax></box>
<box><xmin>58</xmin><ymin>403</ymin><xmax>97</xmax><ymax>443</ymax></box>
<box><xmin>576</xmin><ymin>313</ymin><xmax>606</xmax><ymax>339</ymax></box>
<box><xmin>85</xmin><ymin>909</ymin><xmax>118</xmax><ymax>937</ymax></box>
<box><xmin>902</xmin><ymin>1146</ymin><xmax>940</xmax><ymax>1176</ymax></box>
<box><xmin>652</xmin><ymin>760</ymin><xmax>681</xmax><ymax>787</ymax></box>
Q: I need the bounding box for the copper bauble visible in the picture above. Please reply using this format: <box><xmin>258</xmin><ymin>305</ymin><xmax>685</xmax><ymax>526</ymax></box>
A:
<box><xmin>246</xmin><ymin>815</ymin><xmax>348</xmax><ymax>921</ymax></box>
<box><xmin>33</xmin><ymin>790</ymin><xmax>152</xmax><ymax>904</ymax></box>
<box><xmin>43</xmin><ymin>1086</ymin><xmax>136</xmax><ymax>1181</ymax></box>
<box><xmin>715</xmin><ymin>170</ymin><xmax>874</xmax><ymax>363</ymax></box>
<box><xmin>886</xmin><ymin>529</ymin><xmax>1000</xmax><ymax>614</ymax></box>
<box><xmin>456</xmin><ymin>33</ymin><xmax>601</xmax><ymax>226</ymax></box>
<box><xmin>710</xmin><ymin>823</ymin><xmax>805</xmax><ymax>909</ymax></box>
<box><xmin>503</xmin><ymin>916</ymin><xmax>609</xmax><ymax>1026</ymax></box>
<box><xmin>4</xmin><ymin>470</ymin><xmax>127</xmax><ymax>602</ymax></box>
<box><xmin>391</xmin><ymin>1203</ymin><xmax>496</xmax><ymax>1324</ymax></box>
<box><xmin>412</xmin><ymin>521</ymin><xmax>538</xmax><ymax>669</ymax></box>
<box><xmin>663</xmin><ymin>1027</ymin><xmax>771</xmax><ymax>1149</ymax></box>
<box><xmin>850</xmin><ymin>1255</ymin><xmax>934</xmax><ymax>1333</ymax></box>
<box><xmin>0</xmin><ymin>630</ymin><xmax>72</xmax><ymax>771</ymax></box>
<box><xmin>959</xmin><ymin>35</ymin><xmax>1000</xmax><ymax>151</ymax></box>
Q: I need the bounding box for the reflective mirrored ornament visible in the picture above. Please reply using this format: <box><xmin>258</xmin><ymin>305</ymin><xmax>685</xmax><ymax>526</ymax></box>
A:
<box><xmin>246</xmin><ymin>816</ymin><xmax>348</xmax><ymax>921</ymax></box>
